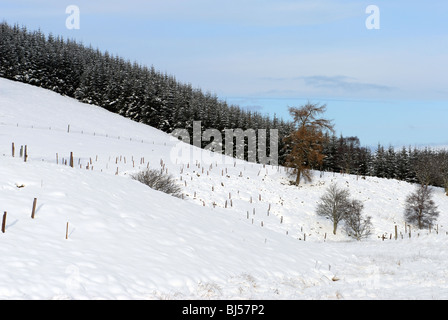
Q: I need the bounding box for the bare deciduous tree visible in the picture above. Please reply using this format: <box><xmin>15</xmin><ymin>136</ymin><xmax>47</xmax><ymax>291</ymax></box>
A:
<box><xmin>316</xmin><ymin>183</ymin><xmax>350</xmax><ymax>235</ymax></box>
<box><xmin>414</xmin><ymin>149</ymin><xmax>439</xmax><ymax>187</ymax></box>
<box><xmin>344</xmin><ymin>199</ymin><xmax>372</xmax><ymax>240</ymax></box>
<box><xmin>437</xmin><ymin>150</ymin><xmax>448</xmax><ymax>196</ymax></box>
<box><xmin>404</xmin><ymin>185</ymin><xmax>439</xmax><ymax>229</ymax></box>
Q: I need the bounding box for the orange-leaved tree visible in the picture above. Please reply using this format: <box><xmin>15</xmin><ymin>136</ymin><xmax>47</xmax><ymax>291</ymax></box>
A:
<box><xmin>284</xmin><ymin>102</ymin><xmax>334</xmax><ymax>185</ymax></box>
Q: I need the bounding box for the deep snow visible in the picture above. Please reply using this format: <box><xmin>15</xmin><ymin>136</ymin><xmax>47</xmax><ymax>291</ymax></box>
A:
<box><xmin>1</xmin><ymin>78</ymin><xmax>447</xmax><ymax>299</ymax></box>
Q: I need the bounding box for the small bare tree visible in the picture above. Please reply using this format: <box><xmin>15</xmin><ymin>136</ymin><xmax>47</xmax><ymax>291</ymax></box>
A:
<box><xmin>316</xmin><ymin>183</ymin><xmax>350</xmax><ymax>235</ymax></box>
<box><xmin>404</xmin><ymin>185</ymin><xmax>439</xmax><ymax>229</ymax></box>
<box><xmin>414</xmin><ymin>149</ymin><xmax>439</xmax><ymax>187</ymax></box>
<box><xmin>343</xmin><ymin>199</ymin><xmax>372</xmax><ymax>240</ymax></box>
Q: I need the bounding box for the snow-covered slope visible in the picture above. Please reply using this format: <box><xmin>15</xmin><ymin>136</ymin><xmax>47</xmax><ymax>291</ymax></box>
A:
<box><xmin>1</xmin><ymin>78</ymin><xmax>447</xmax><ymax>299</ymax></box>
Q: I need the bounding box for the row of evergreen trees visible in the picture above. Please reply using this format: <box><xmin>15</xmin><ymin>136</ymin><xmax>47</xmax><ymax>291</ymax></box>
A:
<box><xmin>321</xmin><ymin>135</ymin><xmax>448</xmax><ymax>190</ymax></box>
<box><xmin>1</xmin><ymin>22</ymin><xmax>446</xmax><ymax>190</ymax></box>
<box><xmin>0</xmin><ymin>22</ymin><xmax>293</xmax><ymax>163</ymax></box>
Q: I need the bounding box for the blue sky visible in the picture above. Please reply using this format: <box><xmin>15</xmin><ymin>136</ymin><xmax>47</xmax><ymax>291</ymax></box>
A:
<box><xmin>1</xmin><ymin>0</ymin><xmax>447</xmax><ymax>147</ymax></box>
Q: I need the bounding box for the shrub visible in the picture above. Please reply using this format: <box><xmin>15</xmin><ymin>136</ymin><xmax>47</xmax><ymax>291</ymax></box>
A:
<box><xmin>131</xmin><ymin>169</ymin><xmax>183</xmax><ymax>198</ymax></box>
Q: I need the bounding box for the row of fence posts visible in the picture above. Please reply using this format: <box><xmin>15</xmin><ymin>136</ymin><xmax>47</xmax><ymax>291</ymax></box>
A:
<box><xmin>380</xmin><ymin>223</ymin><xmax>442</xmax><ymax>241</ymax></box>
<box><xmin>13</xmin><ymin>142</ymin><xmax>75</xmax><ymax>168</ymax></box>
<box><xmin>1</xmin><ymin>197</ymin><xmax>69</xmax><ymax>239</ymax></box>
<box><xmin>11</xmin><ymin>142</ymin><xmax>27</xmax><ymax>162</ymax></box>
<box><xmin>2</xmin><ymin>198</ymin><xmax>36</xmax><ymax>234</ymax></box>
<box><xmin>8</xmin><ymin>144</ymin><xmax>444</xmax><ymax>242</ymax></box>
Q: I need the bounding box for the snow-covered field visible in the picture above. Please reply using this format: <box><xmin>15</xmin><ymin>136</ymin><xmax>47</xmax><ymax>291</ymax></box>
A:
<box><xmin>1</xmin><ymin>78</ymin><xmax>447</xmax><ymax>299</ymax></box>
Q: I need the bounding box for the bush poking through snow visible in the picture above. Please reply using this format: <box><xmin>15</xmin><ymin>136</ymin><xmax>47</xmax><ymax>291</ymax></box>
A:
<box><xmin>131</xmin><ymin>169</ymin><xmax>183</xmax><ymax>198</ymax></box>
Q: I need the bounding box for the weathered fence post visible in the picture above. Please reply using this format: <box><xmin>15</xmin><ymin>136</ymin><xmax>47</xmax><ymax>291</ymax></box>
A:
<box><xmin>69</xmin><ymin>152</ymin><xmax>74</xmax><ymax>168</ymax></box>
<box><xmin>2</xmin><ymin>212</ymin><xmax>6</xmax><ymax>233</ymax></box>
<box><xmin>31</xmin><ymin>198</ymin><xmax>37</xmax><ymax>219</ymax></box>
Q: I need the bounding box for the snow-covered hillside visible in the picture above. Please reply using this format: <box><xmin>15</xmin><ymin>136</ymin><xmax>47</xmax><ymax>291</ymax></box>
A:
<box><xmin>1</xmin><ymin>78</ymin><xmax>447</xmax><ymax>299</ymax></box>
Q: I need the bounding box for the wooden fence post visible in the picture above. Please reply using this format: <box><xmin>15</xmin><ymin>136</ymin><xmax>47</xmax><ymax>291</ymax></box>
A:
<box><xmin>31</xmin><ymin>198</ymin><xmax>37</xmax><ymax>219</ymax></box>
<box><xmin>69</xmin><ymin>152</ymin><xmax>74</xmax><ymax>168</ymax></box>
<box><xmin>2</xmin><ymin>212</ymin><xmax>6</xmax><ymax>233</ymax></box>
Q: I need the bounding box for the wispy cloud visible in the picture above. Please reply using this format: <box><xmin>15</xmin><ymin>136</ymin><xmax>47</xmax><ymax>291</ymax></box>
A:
<box><xmin>256</xmin><ymin>75</ymin><xmax>395</xmax><ymax>99</ymax></box>
<box><xmin>301</xmin><ymin>75</ymin><xmax>395</xmax><ymax>92</ymax></box>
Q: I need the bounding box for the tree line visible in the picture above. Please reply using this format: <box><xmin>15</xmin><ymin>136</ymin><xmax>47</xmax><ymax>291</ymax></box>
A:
<box><xmin>1</xmin><ymin>22</ymin><xmax>447</xmax><ymax>193</ymax></box>
<box><xmin>283</xmin><ymin>103</ymin><xmax>448</xmax><ymax>193</ymax></box>
<box><xmin>321</xmin><ymin>136</ymin><xmax>448</xmax><ymax>192</ymax></box>
<box><xmin>0</xmin><ymin>22</ymin><xmax>292</xmax><ymax>163</ymax></box>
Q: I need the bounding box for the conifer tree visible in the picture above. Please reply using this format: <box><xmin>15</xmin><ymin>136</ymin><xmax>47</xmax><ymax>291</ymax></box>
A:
<box><xmin>284</xmin><ymin>103</ymin><xmax>334</xmax><ymax>185</ymax></box>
